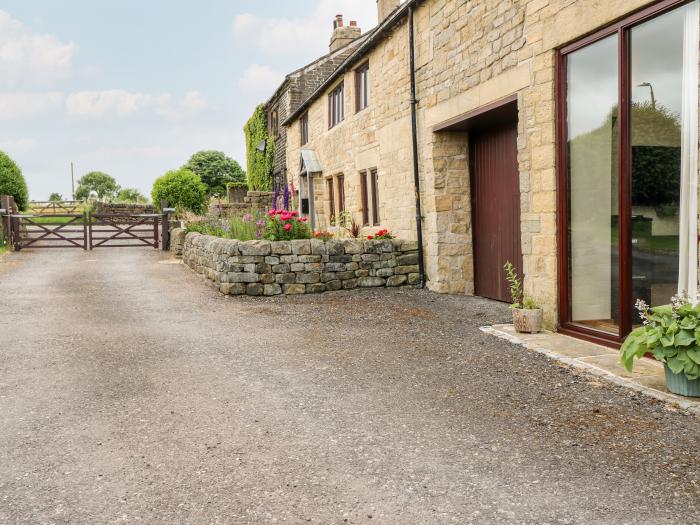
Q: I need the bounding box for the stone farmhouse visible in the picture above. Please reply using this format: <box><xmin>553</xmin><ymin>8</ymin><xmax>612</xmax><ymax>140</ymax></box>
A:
<box><xmin>274</xmin><ymin>0</ymin><xmax>698</xmax><ymax>348</ymax></box>
<box><xmin>264</xmin><ymin>16</ymin><xmax>369</xmax><ymax>190</ymax></box>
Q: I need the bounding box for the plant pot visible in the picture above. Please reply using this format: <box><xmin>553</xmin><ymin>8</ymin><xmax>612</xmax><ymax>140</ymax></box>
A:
<box><xmin>512</xmin><ymin>308</ymin><xmax>543</xmax><ymax>334</ymax></box>
<box><xmin>664</xmin><ymin>365</ymin><xmax>700</xmax><ymax>397</ymax></box>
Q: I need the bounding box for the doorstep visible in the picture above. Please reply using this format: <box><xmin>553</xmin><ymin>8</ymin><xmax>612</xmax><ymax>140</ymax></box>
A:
<box><xmin>481</xmin><ymin>324</ymin><xmax>700</xmax><ymax>415</ymax></box>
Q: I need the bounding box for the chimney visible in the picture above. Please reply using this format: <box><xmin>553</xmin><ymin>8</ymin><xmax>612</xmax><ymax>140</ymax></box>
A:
<box><xmin>377</xmin><ymin>0</ymin><xmax>401</xmax><ymax>22</ymax></box>
<box><xmin>330</xmin><ymin>14</ymin><xmax>362</xmax><ymax>52</ymax></box>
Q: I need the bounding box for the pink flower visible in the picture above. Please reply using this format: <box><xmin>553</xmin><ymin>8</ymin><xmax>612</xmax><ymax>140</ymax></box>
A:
<box><xmin>291</xmin><ymin>210</ymin><xmax>299</xmax><ymax>217</ymax></box>
<box><xmin>280</xmin><ymin>213</ymin><xmax>292</xmax><ymax>221</ymax></box>
<box><xmin>268</xmin><ymin>209</ymin><xmax>277</xmax><ymax>217</ymax></box>
<box><xmin>284</xmin><ymin>223</ymin><xmax>292</xmax><ymax>231</ymax></box>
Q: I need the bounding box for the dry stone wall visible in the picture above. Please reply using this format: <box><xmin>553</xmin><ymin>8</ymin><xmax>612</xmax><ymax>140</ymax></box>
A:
<box><xmin>176</xmin><ymin>229</ymin><xmax>420</xmax><ymax>296</ymax></box>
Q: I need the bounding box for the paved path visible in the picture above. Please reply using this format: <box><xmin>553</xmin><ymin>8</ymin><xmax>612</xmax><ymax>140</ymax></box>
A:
<box><xmin>1</xmin><ymin>249</ymin><xmax>699</xmax><ymax>524</ymax></box>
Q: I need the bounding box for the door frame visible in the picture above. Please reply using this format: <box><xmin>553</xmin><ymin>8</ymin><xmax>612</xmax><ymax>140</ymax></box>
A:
<box><xmin>555</xmin><ymin>0</ymin><xmax>693</xmax><ymax>347</ymax></box>
<box><xmin>468</xmin><ymin>100</ymin><xmax>522</xmax><ymax>302</ymax></box>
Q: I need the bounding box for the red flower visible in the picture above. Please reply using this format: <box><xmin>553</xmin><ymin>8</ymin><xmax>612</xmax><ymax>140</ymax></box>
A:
<box><xmin>268</xmin><ymin>209</ymin><xmax>277</xmax><ymax>216</ymax></box>
<box><xmin>284</xmin><ymin>223</ymin><xmax>292</xmax><ymax>231</ymax></box>
<box><xmin>291</xmin><ymin>210</ymin><xmax>299</xmax><ymax>217</ymax></box>
<box><xmin>367</xmin><ymin>235</ymin><xmax>373</xmax><ymax>240</ymax></box>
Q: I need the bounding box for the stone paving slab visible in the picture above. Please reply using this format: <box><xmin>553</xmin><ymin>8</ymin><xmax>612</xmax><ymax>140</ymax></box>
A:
<box><xmin>482</xmin><ymin>324</ymin><xmax>700</xmax><ymax>415</ymax></box>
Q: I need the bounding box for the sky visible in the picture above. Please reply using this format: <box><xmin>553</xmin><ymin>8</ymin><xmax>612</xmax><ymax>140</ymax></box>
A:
<box><xmin>0</xmin><ymin>0</ymin><xmax>378</xmax><ymax>200</ymax></box>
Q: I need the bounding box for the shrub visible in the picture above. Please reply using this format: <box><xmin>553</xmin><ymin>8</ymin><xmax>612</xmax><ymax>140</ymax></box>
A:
<box><xmin>184</xmin><ymin>150</ymin><xmax>246</xmax><ymax>196</ymax></box>
<box><xmin>367</xmin><ymin>229</ymin><xmax>394</xmax><ymax>240</ymax></box>
<box><xmin>152</xmin><ymin>168</ymin><xmax>208</xmax><ymax>215</ymax></box>
<box><xmin>117</xmin><ymin>188</ymin><xmax>148</xmax><ymax>203</ymax></box>
<box><xmin>75</xmin><ymin>171</ymin><xmax>119</xmax><ymax>200</ymax></box>
<box><xmin>185</xmin><ymin>212</ymin><xmax>267</xmax><ymax>241</ymax></box>
<box><xmin>49</xmin><ymin>192</ymin><xmax>63</xmax><ymax>202</ymax></box>
<box><xmin>0</xmin><ymin>151</ymin><xmax>29</xmax><ymax>210</ymax></box>
<box><xmin>264</xmin><ymin>209</ymin><xmax>311</xmax><ymax>241</ymax></box>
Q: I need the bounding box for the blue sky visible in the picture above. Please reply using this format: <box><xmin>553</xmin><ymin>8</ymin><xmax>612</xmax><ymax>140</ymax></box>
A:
<box><xmin>0</xmin><ymin>0</ymin><xmax>378</xmax><ymax>199</ymax></box>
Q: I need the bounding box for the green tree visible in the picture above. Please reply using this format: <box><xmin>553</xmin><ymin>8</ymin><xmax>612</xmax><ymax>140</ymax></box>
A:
<box><xmin>0</xmin><ymin>151</ymin><xmax>29</xmax><ymax>210</ymax></box>
<box><xmin>48</xmin><ymin>192</ymin><xmax>63</xmax><ymax>202</ymax></box>
<box><xmin>184</xmin><ymin>150</ymin><xmax>246</xmax><ymax>196</ymax></box>
<box><xmin>151</xmin><ymin>168</ymin><xmax>207</xmax><ymax>214</ymax></box>
<box><xmin>244</xmin><ymin>104</ymin><xmax>275</xmax><ymax>191</ymax></box>
<box><xmin>75</xmin><ymin>171</ymin><xmax>119</xmax><ymax>200</ymax></box>
<box><xmin>117</xmin><ymin>188</ymin><xmax>148</xmax><ymax>203</ymax></box>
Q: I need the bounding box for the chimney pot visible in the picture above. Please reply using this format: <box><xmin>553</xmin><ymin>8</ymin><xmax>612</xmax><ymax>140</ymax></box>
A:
<box><xmin>350</xmin><ymin>20</ymin><xmax>357</xmax><ymax>27</ymax></box>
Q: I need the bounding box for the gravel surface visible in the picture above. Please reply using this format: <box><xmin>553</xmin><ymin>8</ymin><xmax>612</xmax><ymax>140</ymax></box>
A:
<box><xmin>1</xmin><ymin>248</ymin><xmax>699</xmax><ymax>524</ymax></box>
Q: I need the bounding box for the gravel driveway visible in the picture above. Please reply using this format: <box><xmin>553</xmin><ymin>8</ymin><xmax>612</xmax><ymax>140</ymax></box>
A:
<box><xmin>1</xmin><ymin>249</ymin><xmax>699</xmax><ymax>524</ymax></box>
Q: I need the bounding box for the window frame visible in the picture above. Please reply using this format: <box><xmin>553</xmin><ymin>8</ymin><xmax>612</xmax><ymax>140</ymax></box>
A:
<box><xmin>355</xmin><ymin>62</ymin><xmax>370</xmax><ymax>113</ymax></box>
<box><xmin>370</xmin><ymin>169</ymin><xmax>380</xmax><ymax>226</ymax></box>
<box><xmin>328</xmin><ymin>82</ymin><xmax>345</xmax><ymax>129</ymax></box>
<box><xmin>556</xmin><ymin>0</ymin><xmax>693</xmax><ymax>346</ymax></box>
<box><xmin>327</xmin><ymin>177</ymin><xmax>335</xmax><ymax>221</ymax></box>
<box><xmin>269</xmin><ymin>108</ymin><xmax>279</xmax><ymax>138</ymax></box>
<box><xmin>360</xmin><ymin>171</ymin><xmax>369</xmax><ymax>226</ymax></box>
<box><xmin>337</xmin><ymin>174</ymin><xmax>345</xmax><ymax>213</ymax></box>
<box><xmin>300</xmin><ymin>112</ymin><xmax>309</xmax><ymax>146</ymax></box>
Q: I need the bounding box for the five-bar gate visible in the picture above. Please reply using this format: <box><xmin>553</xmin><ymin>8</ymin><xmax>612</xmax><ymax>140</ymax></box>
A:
<box><xmin>0</xmin><ymin>196</ymin><xmax>171</xmax><ymax>252</ymax></box>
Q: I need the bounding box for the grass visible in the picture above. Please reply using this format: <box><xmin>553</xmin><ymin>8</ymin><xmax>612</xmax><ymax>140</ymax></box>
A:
<box><xmin>0</xmin><ymin>244</ymin><xmax>6</xmax><ymax>256</ymax></box>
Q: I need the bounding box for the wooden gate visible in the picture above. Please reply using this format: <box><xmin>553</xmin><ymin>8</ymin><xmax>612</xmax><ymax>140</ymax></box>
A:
<box><xmin>470</xmin><ymin>116</ymin><xmax>522</xmax><ymax>302</ymax></box>
<box><xmin>89</xmin><ymin>214</ymin><xmax>160</xmax><ymax>249</ymax></box>
<box><xmin>11</xmin><ymin>214</ymin><xmax>88</xmax><ymax>250</ymax></box>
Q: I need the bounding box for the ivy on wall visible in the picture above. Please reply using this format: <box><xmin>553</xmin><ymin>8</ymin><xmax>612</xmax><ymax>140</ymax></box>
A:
<box><xmin>244</xmin><ymin>104</ymin><xmax>275</xmax><ymax>191</ymax></box>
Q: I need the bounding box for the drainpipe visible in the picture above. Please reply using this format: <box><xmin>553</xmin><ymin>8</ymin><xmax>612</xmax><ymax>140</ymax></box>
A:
<box><xmin>408</xmin><ymin>4</ymin><xmax>426</xmax><ymax>288</ymax></box>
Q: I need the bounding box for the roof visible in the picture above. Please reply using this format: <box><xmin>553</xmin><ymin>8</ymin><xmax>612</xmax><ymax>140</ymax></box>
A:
<box><xmin>283</xmin><ymin>0</ymin><xmax>420</xmax><ymax>126</ymax></box>
<box><xmin>300</xmin><ymin>149</ymin><xmax>323</xmax><ymax>173</ymax></box>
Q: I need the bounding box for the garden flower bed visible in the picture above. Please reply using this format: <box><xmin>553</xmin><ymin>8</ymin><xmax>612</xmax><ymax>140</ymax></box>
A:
<box><xmin>174</xmin><ymin>229</ymin><xmax>421</xmax><ymax>296</ymax></box>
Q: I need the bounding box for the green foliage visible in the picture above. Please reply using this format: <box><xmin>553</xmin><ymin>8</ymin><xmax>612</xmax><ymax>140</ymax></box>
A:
<box><xmin>48</xmin><ymin>192</ymin><xmax>63</xmax><ymax>202</ymax></box>
<box><xmin>264</xmin><ymin>210</ymin><xmax>310</xmax><ymax>241</ymax></box>
<box><xmin>621</xmin><ymin>298</ymin><xmax>700</xmax><ymax>381</ymax></box>
<box><xmin>75</xmin><ymin>171</ymin><xmax>119</xmax><ymax>200</ymax></box>
<box><xmin>244</xmin><ymin>104</ymin><xmax>275</xmax><ymax>191</ymax></box>
<box><xmin>0</xmin><ymin>150</ymin><xmax>29</xmax><ymax>210</ymax></box>
<box><xmin>117</xmin><ymin>188</ymin><xmax>148</xmax><ymax>203</ymax></box>
<box><xmin>226</xmin><ymin>181</ymin><xmax>249</xmax><ymax>190</ymax></box>
<box><xmin>151</xmin><ymin>168</ymin><xmax>208</xmax><ymax>215</ymax></box>
<box><xmin>184</xmin><ymin>150</ymin><xmax>246</xmax><ymax>196</ymax></box>
<box><xmin>186</xmin><ymin>211</ymin><xmax>267</xmax><ymax>241</ymax></box>
<box><xmin>504</xmin><ymin>261</ymin><xmax>538</xmax><ymax>309</ymax></box>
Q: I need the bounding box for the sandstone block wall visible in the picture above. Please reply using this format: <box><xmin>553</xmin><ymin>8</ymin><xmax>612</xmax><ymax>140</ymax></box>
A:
<box><xmin>178</xmin><ymin>230</ymin><xmax>420</xmax><ymax>296</ymax></box>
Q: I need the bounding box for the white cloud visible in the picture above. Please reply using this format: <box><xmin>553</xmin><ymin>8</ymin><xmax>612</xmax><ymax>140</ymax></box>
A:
<box><xmin>0</xmin><ymin>10</ymin><xmax>76</xmax><ymax>87</ymax></box>
<box><xmin>65</xmin><ymin>89</ymin><xmax>208</xmax><ymax>120</ymax></box>
<box><xmin>238</xmin><ymin>64</ymin><xmax>285</xmax><ymax>95</ymax></box>
<box><xmin>0</xmin><ymin>91</ymin><xmax>63</xmax><ymax>120</ymax></box>
<box><xmin>233</xmin><ymin>0</ymin><xmax>377</xmax><ymax>58</ymax></box>
<box><xmin>0</xmin><ymin>137</ymin><xmax>38</xmax><ymax>154</ymax></box>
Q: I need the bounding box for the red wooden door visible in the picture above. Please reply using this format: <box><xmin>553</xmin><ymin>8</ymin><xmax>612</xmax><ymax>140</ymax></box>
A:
<box><xmin>470</xmin><ymin>119</ymin><xmax>522</xmax><ymax>302</ymax></box>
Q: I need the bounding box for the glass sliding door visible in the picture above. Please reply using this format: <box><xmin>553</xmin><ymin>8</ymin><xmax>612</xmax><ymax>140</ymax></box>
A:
<box><xmin>560</xmin><ymin>0</ymin><xmax>699</xmax><ymax>342</ymax></box>
<box><xmin>566</xmin><ymin>35</ymin><xmax>620</xmax><ymax>335</ymax></box>
<box><xmin>631</xmin><ymin>2</ymin><xmax>698</xmax><ymax>322</ymax></box>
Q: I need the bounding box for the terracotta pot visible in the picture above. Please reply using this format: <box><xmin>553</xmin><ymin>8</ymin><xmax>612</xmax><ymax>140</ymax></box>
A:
<box><xmin>512</xmin><ymin>308</ymin><xmax>543</xmax><ymax>334</ymax></box>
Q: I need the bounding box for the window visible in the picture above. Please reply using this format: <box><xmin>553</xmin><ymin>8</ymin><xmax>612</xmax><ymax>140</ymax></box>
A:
<box><xmin>327</xmin><ymin>177</ymin><xmax>335</xmax><ymax>220</ymax></box>
<box><xmin>559</xmin><ymin>1</ymin><xmax>699</xmax><ymax>342</ymax></box>
<box><xmin>328</xmin><ymin>82</ymin><xmax>345</xmax><ymax>128</ymax></box>
<box><xmin>269</xmin><ymin>109</ymin><xmax>279</xmax><ymax>137</ymax></box>
<box><xmin>337</xmin><ymin>174</ymin><xmax>345</xmax><ymax>213</ymax></box>
<box><xmin>356</xmin><ymin>62</ymin><xmax>369</xmax><ymax>112</ymax></box>
<box><xmin>360</xmin><ymin>169</ymin><xmax>380</xmax><ymax>226</ymax></box>
<box><xmin>360</xmin><ymin>171</ymin><xmax>369</xmax><ymax>225</ymax></box>
<box><xmin>300</xmin><ymin>112</ymin><xmax>309</xmax><ymax>145</ymax></box>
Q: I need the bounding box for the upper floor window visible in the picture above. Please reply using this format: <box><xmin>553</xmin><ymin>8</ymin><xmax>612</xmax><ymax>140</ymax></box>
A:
<box><xmin>328</xmin><ymin>82</ymin><xmax>345</xmax><ymax>128</ymax></box>
<box><xmin>300</xmin><ymin>112</ymin><xmax>309</xmax><ymax>145</ymax></box>
<box><xmin>269</xmin><ymin>109</ymin><xmax>279</xmax><ymax>137</ymax></box>
<box><xmin>356</xmin><ymin>62</ymin><xmax>369</xmax><ymax>112</ymax></box>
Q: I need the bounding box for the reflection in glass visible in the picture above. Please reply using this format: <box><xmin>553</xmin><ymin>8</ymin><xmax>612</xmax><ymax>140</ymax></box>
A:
<box><xmin>630</xmin><ymin>3</ymin><xmax>694</xmax><ymax>322</ymax></box>
<box><xmin>567</xmin><ymin>35</ymin><xmax>620</xmax><ymax>334</ymax></box>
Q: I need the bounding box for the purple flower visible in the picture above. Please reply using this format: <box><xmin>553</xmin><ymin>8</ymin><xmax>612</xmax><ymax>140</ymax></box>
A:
<box><xmin>242</xmin><ymin>213</ymin><xmax>253</xmax><ymax>223</ymax></box>
<box><xmin>273</xmin><ymin>186</ymin><xmax>281</xmax><ymax>210</ymax></box>
<box><xmin>283</xmin><ymin>184</ymin><xmax>290</xmax><ymax>211</ymax></box>
<box><xmin>255</xmin><ymin>230</ymin><xmax>262</xmax><ymax>238</ymax></box>
<box><xmin>256</xmin><ymin>220</ymin><xmax>266</xmax><ymax>227</ymax></box>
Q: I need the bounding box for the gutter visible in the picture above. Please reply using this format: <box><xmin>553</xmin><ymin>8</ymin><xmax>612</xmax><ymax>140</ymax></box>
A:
<box><xmin>408</xmin><ymin>3</ymin><xmax>426</xmax><ymax>289</ymax></box>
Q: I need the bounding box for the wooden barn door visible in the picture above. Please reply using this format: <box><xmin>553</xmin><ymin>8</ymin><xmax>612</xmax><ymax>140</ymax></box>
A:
<box><xmin>470</xmin><ymin>119</ymin><xmax>522</xmax><ymax>302</ymax></box>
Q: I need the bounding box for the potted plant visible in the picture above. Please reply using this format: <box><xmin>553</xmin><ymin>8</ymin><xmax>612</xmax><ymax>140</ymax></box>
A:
<box><xmin>504</xmin><ymin>261</ymin><xmax>542</xmax><ymax>333</ymax></box>
<box><xmin>620</xmin><ymin>295</ymin><xmax>700</xmax><ymax>397</ymax></box>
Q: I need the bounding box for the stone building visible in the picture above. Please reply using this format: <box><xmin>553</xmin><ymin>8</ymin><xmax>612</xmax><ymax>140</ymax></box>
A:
<box><xmin>264</xmin><ymin>15</ymin><xmax>368</xmax><ymax>190</ymax></box>
<box><xmin>282</xmin><ymin>0</ymin><xmax>700</xmax><ymax>347</ymax></box>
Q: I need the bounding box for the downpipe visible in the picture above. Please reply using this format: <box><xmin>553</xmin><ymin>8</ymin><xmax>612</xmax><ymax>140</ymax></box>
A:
<box><xmin>409</xmin><ymin>4</ymin><xmax>426</xmax><ymax>289</ymax></box>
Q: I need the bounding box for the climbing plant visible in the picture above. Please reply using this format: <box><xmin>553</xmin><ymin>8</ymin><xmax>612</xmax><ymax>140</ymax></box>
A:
<box><xmin>244</xmin><ymin>104</ymin><xmax>275</xmax><ymax>191</ymax></box>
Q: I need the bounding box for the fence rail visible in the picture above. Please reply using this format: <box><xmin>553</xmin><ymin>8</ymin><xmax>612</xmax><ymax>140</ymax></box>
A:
<box><xmin>27</xmin><ymin>200</ymin><xmax>85</xmax><ymax>215</ymax></box>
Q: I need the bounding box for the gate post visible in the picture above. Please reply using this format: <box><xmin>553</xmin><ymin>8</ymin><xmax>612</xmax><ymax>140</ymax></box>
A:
<box><xmin>9</xmin><ymin>197</ymin><xmax>20</xmax><ymax>251</ymax></box>
<box><xmin>161</xmin><ymin>199</ymin><xmax>170</xmax><ymax>251</ymax></box>
<box><xmin>0</xmin><ymin>195</ymin><xmax>10</xmax><ymax>250</ymax></box>
<box><xmin>83</xmin><ymin>210</ymin><xmax>88</xmax><ymax>250</ymax></box>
